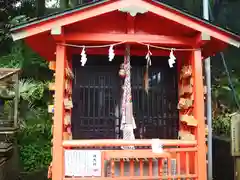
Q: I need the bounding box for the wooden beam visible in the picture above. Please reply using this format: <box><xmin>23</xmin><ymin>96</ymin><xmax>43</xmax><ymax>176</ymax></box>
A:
<box><xmin>194</xmin><ymin>32</ymin><xmax>210</xmax><ymax>47</ymax></box>
<box><xmin>51</xmin><ymin>26</ymin><xmax>64</xmax><ymax>40</ymax></box>
<box><xmin>51</xmin><ymin>26</ymin><xmax>62</xmax><ymax>35</ymax></box>
<box><xmin>11</xmin><ymin>0</ymin><xmax>240</xmax><ymax>48</ymax></box>
<box><xmin>63</xmin><ymin>32</ymin><xmax>195</xmax><ymax>46</ymax></box>
<box><xmin>52</xmin><ymin>44</ymin><xmax>65</xmax><ymax>180</ymax></box>
<box><xmin>202</xmin><ymin>40</ymin><xmax>227</xmax><ymax>59</ymax></box>
<box><xmin>13</xmin><ymin>73</ymin><xmax>19</xmax><ymax>129</ymax></box>
<box><xmin>126</xmin><ymin>14</ymin><xmax>135</xmax><ymax>34</ymax></box>
<box><xmin>191</xmin><ymin>50</ymin><xmax>207</xmax><ymax>180</ymax></box>
<box><xmin>63</xmin><ymin>139</ymin><xmax>196</xmax><ymax>148</ymax></box>
<box><xmin>135</xmin><ymin>0</ymin><xmax>240</xmax><ymax>48</ymax></box>
<box><xmin>201</xmin><ymin>32</ymin><xmax>210</xmax><ymax>41</ymax></box>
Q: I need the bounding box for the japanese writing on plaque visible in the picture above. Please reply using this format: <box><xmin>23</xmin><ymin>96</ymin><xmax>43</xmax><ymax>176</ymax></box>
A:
<box><xmin>64</xmin><ymin>150</ymin><xmax>101</xmax><ymax>177</ymax></box>
<box><xmin>92</xmin><ymin>154</ymin><xmax>97</xmax><ymax>172</ymax></box>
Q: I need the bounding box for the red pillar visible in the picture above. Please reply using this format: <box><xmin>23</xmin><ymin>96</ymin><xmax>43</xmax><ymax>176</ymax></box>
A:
<box><xmin>52</xmin><ymin>44</ymin><xmax>66</xmax><ymax>180</ymax></box>
<box><xmin>192</xmin><ymin>50</ymin><xmax>207</xmax><ymax>180</ymax></box>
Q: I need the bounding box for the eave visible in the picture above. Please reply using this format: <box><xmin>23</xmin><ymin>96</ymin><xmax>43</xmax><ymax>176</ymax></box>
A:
<box><xmin>10</xmin><ymin>0</ymin><xmax>240</xmax><ymax>61</ymax></box>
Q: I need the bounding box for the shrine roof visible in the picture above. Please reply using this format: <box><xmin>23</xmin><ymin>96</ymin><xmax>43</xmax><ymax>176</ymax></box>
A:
<box><xmin>10</xmin><ymin>0</ymin><xmax>240</xmax><ymax>61</ymax></box>
<box><xmin>11</xmin><ymin>0</ymin><xmax>240</xmax><ymax>44</ymax></box>
<box><xmin>11</xmin><ymin>0</ymin><xmax>108</xmax><ymax>31</ymax></box>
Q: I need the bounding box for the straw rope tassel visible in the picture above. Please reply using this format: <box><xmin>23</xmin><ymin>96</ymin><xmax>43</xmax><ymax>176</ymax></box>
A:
<box><xmin>144</xmin><ymin>64</ymin><xmax>149</xmax><ymax>94</ymax></box>
<box><xmin>120</xmin><ymin>45</ymin><xmax>136</xmax><ymax>150</ymax></box>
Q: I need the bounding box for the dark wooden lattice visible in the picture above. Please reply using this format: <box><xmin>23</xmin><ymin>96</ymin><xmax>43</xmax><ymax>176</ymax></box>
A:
<box><xmin>71</xmin><ymin>55</ymin><xmax>179</xmax><ymax>140</ymax></box>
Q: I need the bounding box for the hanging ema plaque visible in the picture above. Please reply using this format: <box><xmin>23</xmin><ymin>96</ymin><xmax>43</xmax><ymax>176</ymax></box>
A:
<box><xmin>64</xmin><ymin>150</ymin><xmax>102</xmax><ymax>177</ymax></box>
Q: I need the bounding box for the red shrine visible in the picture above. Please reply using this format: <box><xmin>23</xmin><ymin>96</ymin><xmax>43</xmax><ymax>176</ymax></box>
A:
<box><xmin>11</xmin><ymin>0</ymin><xmax>240</xmax><ymax>180</ymax></box>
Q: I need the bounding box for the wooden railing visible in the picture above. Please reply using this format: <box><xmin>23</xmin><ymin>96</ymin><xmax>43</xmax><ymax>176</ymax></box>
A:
<box><xmin>62</xmin><ymin>139</ymin><xmax>198</xmax><ymax>180</ymax></box>
<box><xmin>63</xmin><ymin>139</ymin><xmax>197</xmax><ymax>147</ymax></box>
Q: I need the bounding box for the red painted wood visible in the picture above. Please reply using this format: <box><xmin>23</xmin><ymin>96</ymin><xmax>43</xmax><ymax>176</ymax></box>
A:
<box><xmin>52</xmin><ymin>44</ymin><xmax>66</xmax><ymax>180</ymax></box>
<box><xmin>25</xmin><ymin>33</ymin><xmax>56</xmax><ymax>61</ymax></box>
<box><xmin>192</xmin><ymin>50</ymin><xmax>207</xmax><ymax>180</ymax></box>
<box><xmin>17</xmin><ymin>0</ymin><xmax>127</xmax><ymax>38</ymax></box>
<box><xmin>126</xmin><ymin>14</ymin><xmax>135</xmax><ymax>34</ymax></box>
<box><xmin>19</xmin><ymin>0</ymin><xmax>237</xmax><ymax>62</ymax></box>
<box><xmin>64</xmin><ymin>11</ymin><xmax>195</xmax><ymax>37</ymax></box>
<box><xmin>63</xmin><ymin>32</ymin><xmax>196</xmax><ymax>46</ymax></box>
<box><xmin>138</xmin><ymin>0</ymin><xmax>239</xmax><ymax>46</ymax></box>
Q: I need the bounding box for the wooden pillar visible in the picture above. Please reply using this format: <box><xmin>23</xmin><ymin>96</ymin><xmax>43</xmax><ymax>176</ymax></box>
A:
<box><xmin>52</xmin><ymin>44</ymin><xmax>66</xmax><ymax>180</ymax></box>
<box><xmin>192</xmin><ymin>50</ymin><xmax>207</xmax><ymax>180</ymax></box>
<box><xmin>177</xmin><ymin>55</ymin><xmax>186</xmax><ymax>172</ymax></box>
<box><xmin>13</xmin><ymin>72</ymin><xmax>19</xmax><ymax>129</ymax></box>
<box><xmin>177</xmin><ymin>52</ymin><xmax>194</xmax><ymax>173</ymax></box>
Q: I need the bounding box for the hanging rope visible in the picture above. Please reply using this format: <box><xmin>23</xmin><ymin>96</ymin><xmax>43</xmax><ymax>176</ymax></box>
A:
<box><xmin>120</xmin><ymin>45</ymin><xmax>136</xmax><ymax>150</ymax></box>
<box><xmin>136</xmin><ymin>42</ymin><xmax>201</xmax><ymax>51</ymax></box>
<box><xmin>144</xmin><ymin>45</ymin><xmax>152</xmax><ymax>94</ymax></box>
<box><xmin>58</xmin><ymin>42</ymin><xmax>200</xmax><ymax>51</ymax></box>
<box><xmin>59</xmin><ymin>41</ymin><xmax>126</xmax><ymax>48</ymax></box>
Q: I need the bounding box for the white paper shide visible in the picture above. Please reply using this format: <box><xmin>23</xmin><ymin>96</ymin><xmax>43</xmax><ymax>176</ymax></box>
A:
<box><xmin>64</xmin><ymin>150</ymin><xmax>101</xmax><ymax>177</ymax></box>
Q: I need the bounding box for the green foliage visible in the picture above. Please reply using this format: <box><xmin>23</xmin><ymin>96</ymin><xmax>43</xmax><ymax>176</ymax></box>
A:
<box><xmin>19</xmin><ymin>79</ymin><xmax>47</xmax><ymax>103</ymax></box>
<box><xmin>211</xmin><ymin>56</ymin><xmax>240</xmax><ymax>133</ymax></box>
<box><xmin>211</xmin><ymin>52</ymin><xmax>240</xmax><ymax>136</ymax></box>
<box><xmin>15</xmin><ymin>77</ymin><xmax>52</xmax><ymax>172</ymax></box>
<box><xmin>19</xmin><ymin>143</ymin><xmax>51</xmax><ymax>172</ymax></box>
<box><xmin>17</xmin><ymin>79</ymin><xmax>51</xmax><ymax>126</ymax></box>
<box><xmin>17</xmin><ymin>111</ymin><xmax>52</xmax><ymax>172</ymax></box>
<box><xmin>0</xmin><ymin>41</ymin><xmax>49</xmax><ymax>71</ymax></box>
<box><xmin>0</xmin><ymin>42</ymin><xmax>24</xmax><ymax>68</ymax></box>
<box><xmin>0</xmin><ymin>3</ymin><xmax>52</xmax><ymax>172</ymax></box>
<box><xmin>213</xmin><ymin>113</ymin><xmax>232</xmax><ymax>136</ymax></box>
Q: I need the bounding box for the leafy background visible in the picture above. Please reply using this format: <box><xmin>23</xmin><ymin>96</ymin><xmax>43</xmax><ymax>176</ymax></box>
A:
<box><xmin>0</xmin><ymin>0</ymin><xmax>240</xmax><ymax>173</ymax></box>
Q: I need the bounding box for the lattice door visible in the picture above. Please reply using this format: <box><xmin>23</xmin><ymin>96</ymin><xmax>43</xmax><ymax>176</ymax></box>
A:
<box><xmin>71</xmin><ymin>56</ymin><xmax>179</xmax><ymax>140</ymax></box>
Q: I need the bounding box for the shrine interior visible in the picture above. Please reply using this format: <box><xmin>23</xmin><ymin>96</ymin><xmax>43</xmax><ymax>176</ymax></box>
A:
<box><xmin>70</xmin><ymin>55</ymin><xmax>179</xmax><ymax>140</ymax></box>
